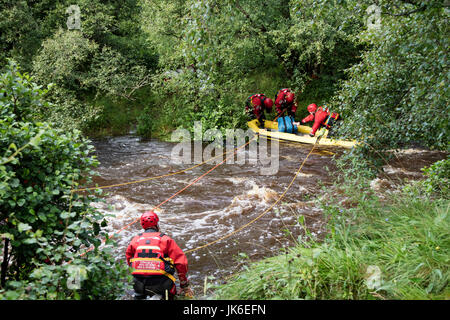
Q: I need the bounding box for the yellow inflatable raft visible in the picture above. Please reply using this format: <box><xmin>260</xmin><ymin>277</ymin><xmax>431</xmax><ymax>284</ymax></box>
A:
<box><xmin>247</xmin><ymin>119</ymin><xmax>357</xmax><ymax>149</ymax></box>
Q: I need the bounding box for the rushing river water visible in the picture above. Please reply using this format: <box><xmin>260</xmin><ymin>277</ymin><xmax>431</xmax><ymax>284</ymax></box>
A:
<box><xmin>89</xmin><ymin>135</ymin><xmax>446</xmax><ymax>299</ymax></box>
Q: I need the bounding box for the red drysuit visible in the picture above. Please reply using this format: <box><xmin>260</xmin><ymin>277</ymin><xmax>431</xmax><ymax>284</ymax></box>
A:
<box><xmin>301</xmin><ymin>106</ymin><xmax>330</xmax><ymax>136</ymax></box>
<box><xmin>126</xmin><ymin>230</ymin><xmax>189</xmax><ymax>288</ymax></box>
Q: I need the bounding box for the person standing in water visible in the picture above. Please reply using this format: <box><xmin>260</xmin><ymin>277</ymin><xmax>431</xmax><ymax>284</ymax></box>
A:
<box><xmin>125</xmin><ymin>210</ymin><xmax>193</xmax><ymax>300</ymax></box>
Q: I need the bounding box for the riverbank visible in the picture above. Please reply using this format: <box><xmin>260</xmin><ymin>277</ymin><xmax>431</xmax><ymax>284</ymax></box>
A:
<box><xmin>213</xmin><ymin>173</ymin><xmax>449</xmax><ymax>300</ymax></box>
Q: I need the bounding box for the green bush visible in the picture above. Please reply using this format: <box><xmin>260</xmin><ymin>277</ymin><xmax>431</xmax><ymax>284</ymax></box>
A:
<box><xmin>0</xmin><ymin>60</ymin><xmax>130</xmax><ymax>299</ymax></box>
<box><xmin>420</xmin><ymin>157</ymin><xmax>450</xmax><ymax>198</ymax></box>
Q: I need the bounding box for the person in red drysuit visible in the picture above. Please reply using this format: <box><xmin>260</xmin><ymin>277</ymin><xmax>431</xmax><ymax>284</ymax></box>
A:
<box><xmin>245</xmin><ymin>93</ymin><xmax>273</xmax><ymax>127</ymax></box>
<box><xmin>299</xmin><ymin>103</ymin><xmax>340</xmax><ymax>137</ymax></box>
<box><xmin>274</xmin><ymin>88</ymin><xmax>297</xmax><ymax>119</ymax></box>
<box><xmin>125</xmin><ymin>210</ymin><xmax>193</xmax><ymax>300</ymax></box>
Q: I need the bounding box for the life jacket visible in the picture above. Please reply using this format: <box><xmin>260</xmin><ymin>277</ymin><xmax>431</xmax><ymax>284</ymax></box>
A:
<box><xmin>129</xmin><ymin>232</ymin><xmax>176</xmax><ymax>283</ymax></box>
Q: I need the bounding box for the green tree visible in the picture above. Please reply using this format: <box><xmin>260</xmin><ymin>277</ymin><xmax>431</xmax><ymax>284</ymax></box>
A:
<box><xmin>286</xmin><ymin>0</ymin><xmax>366</xmax><ymax>92</ymax></box>
<box><xmin>333</xmin><ymin>0</ymin><xmax>449</xmax><ymax>153</ymax></box>
<box><xmin>0</xmin><ymin>1</ymin><xmax>42</xmax><ymax>70</ymax></box>
<box><xmin>31</xmin><ymin>29</ymin><xmax>100</xmax><ymax>131</ymax></box>
<box><xmin>0</xmin><ymin>61</ymin><xmax>130</xmax><ymax>299</ymax></box>
<box><xmin>1</xmin><ymin>0</ymin><xmax>158</xmax><ymax>132</ymax></box>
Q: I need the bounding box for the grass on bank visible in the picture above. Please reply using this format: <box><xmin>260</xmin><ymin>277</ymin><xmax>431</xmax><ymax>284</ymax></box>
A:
<box><xmin>213</xmin><ymin>181</ymin><xmax>450</xmax><ymax>300</ymax></box>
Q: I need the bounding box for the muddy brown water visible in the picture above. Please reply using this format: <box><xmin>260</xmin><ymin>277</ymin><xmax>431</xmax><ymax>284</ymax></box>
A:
<box><xmin>89</xmin><ymin>136</ymin><xmax>446</xmax><ymax>299</ymax></box>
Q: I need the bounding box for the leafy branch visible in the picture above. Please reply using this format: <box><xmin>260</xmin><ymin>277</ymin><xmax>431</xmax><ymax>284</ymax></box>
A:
<box><xmin>1</xmin><ymin>130</ymin><xmax>44</xmax><ymax>166</ymax></box>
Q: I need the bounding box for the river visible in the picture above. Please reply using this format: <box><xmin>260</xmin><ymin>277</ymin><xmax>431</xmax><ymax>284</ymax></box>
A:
<box><xmin>89</xmin><ymin>135</ymin><xmax>446</xmax><ymax>299</ymax></box>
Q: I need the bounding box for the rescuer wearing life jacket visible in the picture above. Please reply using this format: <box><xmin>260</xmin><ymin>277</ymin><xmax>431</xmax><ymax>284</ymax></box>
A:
<box><xmin>125</xmin><ymin>210</ymin><xmax>193</xmax><ymax>300</ymax></box>
<box><xmin>245</xmin><ymin>93</ymin><xmax>274</xmax><ymax>127</ymax></box>
<box><xmin>299</xmin><ymin>103</ymin><xmax>340</xmax><ymax>137</ymax></box>
<box><xmin>274</xmin><ymin>88</ymin><xmax>297</xmax><ymax>119</ymax></box>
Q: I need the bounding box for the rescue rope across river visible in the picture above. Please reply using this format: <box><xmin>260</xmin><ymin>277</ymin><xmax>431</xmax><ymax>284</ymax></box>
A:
<box><xmin>76</xmin><ymin>135</ymin><xmax>257</xmax><ymax>258</ymax></box>
<box><xmin>71</xmin><ymin>136</ymin><xmax>252</xmax><ymax>193</ymax></box>
<box><xmin>184</xmin><ymin>138</ymin><xmax>318</xmax><ymax>254</ymax></box>
<box><xmin>75</xmin><ymin>132</ymin><xmax>321</xmax><ymax>264</ymax></box>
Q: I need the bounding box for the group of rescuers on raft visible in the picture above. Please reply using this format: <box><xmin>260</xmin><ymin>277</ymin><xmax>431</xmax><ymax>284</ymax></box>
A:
<box><xmin>126</xmin><ymin>88</ymin><xmax>340</xmax><ymax>300</ymax></box>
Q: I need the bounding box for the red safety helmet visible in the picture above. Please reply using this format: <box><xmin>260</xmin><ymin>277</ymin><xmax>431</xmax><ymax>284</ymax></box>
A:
<box><xmin>285</xmin><ymin>92</ymin><xmax>295</xmax><ymax>104</ymax></box>
<box><xmin>264</xmin><ymin>98</ymin><xmax>273</xmax><ymax>109</ymax></box>
<box><xmin>251</xmin><ymin>96</ymin><xmax>262</xmax><ymax>107</ymax></box>
<box><xmin>307</xmin><ymin>103</ymin><xmax>317</xmax><ymax>113</ymax></box>
<box><xmin>140</xmin><ymin>210</ymin><xmax>159</xmax><ymax>229</ymax></box>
